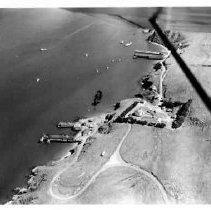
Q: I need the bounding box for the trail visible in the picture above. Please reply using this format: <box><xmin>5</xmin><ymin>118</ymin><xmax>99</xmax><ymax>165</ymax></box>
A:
<box><xmin>157</xmin><ymin>45</ymin><xmax>171</xmax><ymax>99</ymax></box>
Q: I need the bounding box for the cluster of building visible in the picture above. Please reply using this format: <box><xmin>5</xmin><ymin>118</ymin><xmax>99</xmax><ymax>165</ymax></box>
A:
<box><xmin>114</xmin><ymin>99</ymin><xmax>173</xmax><ymax>129</ymax></box>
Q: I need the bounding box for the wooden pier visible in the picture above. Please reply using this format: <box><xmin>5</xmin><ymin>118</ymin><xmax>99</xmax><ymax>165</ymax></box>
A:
<box><xmin>57</xmin><ymin>122</ymin><xmax>74</xmax><ymax>128</ymax></box>
<box><xmin>133</xmin><ymin>50</ymin><xmax>165</xmax><ymax>60</ymax></box>
<box><xmin>39</xmin><ymin>134</ymin><xmax>81</xmax><ymax>144</ymax></box>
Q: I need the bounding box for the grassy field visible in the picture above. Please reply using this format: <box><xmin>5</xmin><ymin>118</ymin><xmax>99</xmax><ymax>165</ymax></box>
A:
<box><xmin>75</xmin><ymin>166</ymin><xmax>164</xmax><ymax>204</ymax></box>
<box><xmin>120</xmin><ymin>31</ymin><xmax>211</xmax><ymax>204</ymax></box>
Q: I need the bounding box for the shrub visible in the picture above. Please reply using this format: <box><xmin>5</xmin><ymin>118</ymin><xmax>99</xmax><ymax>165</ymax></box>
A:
<box><xmin>98</xmin><ymin>123</ymin><xmax>112</xmax><ymax>134</ymax></box>
<box><xmin>172</xmin><ymin>99</ymin><xmax>192</xmax><ymax>129</ymax></box>
<box><xmin>114</xmin><ymin>102</ymin><xmax>120</xmax><ymax>110</ymax></box>
<box><xmin>18</xmin><ymin>195</ymin><xmax>38</xmax><ymax>204</ymax></box>
<box><xmin>147</xmin><ymin>30</ymin><xmax>188</xmax><ymax>49</ymax></box>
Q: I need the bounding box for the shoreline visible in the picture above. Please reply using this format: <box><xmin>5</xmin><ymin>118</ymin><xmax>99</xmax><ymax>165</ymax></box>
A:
<box><xmin>1</xmin><ymin>8</ymin><xmax>157</xmax><ymax>204</ymax></box>
<box><xmin>40</xmin><ymin>31</ymin><xmax>172</xmax><ymax>178</ymax></box>
<box><xmin>6</xmin><ymin>27</ymin><xmax>174</xmax><ymax>204</ymax></box>
<box><xmin>7</xmin><ymin>22</ymin><xmax>206</xmax><ymax>204</ymax></box>
<box><xmin>39</xmin><ymin>35</ymin><xmax>171</xmax><ymax>168</ymax></box>
<box><xmin>0</xmin><ymin>9</ymin><xmax>154</xmax><ymax>204</ymax></box>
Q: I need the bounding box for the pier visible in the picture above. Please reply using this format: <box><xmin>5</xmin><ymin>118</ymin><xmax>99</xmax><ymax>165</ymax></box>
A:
<box><xmin>39</xmin><ymin>134</ymin><xmax>81</xmax><ymax>144</ymax></box>
<box><xmin>57</xmin><ymin>122</ymin><xmax>74</xmax><ymax>128</ymax></box>
<box><xmin>133</xmin><ymin>50</ymin><xmax>165</xmax><ymax>60</ymax></box>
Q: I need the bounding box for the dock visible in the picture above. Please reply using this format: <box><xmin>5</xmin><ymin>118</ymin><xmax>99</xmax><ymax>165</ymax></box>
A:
<box><xmin>57</xmin><ymin>122</ymin><xmax>74</xmax><ymax>128</ymax></box>
<box><xmin>133</xmin><ymin>50</ymin><xmax>165</xmax><ymax>60</ymax></box>
<box><xmin>39</xmin><ymin>134</ymin><xmax>81</xmax><ymax>144</ymax></box>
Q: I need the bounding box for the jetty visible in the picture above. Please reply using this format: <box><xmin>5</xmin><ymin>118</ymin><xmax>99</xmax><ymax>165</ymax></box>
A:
<box><xmin>39</xmin><ymin>134</ymin><xmax>81</xmax><ymax>144</ymax></box>
<box><xmin>133</xmin><ymin>50</ymin><xmax>165</xmax><ymax>60</ymax></box>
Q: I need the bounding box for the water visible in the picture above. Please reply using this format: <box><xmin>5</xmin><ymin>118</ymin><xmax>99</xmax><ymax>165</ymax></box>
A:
<box><xmin>0</xmin><ymin>8</ymin><xmax>161</xmax><ymax>203</ymax></box>
<box><xmin>68</xmin><ymin>7</ymin><xmax>211</xmax><ymax>33</ymax></box>
<box><xmin>159</xmin><ymin>7</ymin><xmax>211</xmax><ymax>32</ymax></box>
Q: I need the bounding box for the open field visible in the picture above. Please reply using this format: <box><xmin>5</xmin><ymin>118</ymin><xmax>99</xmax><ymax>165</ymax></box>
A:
<box><xmin>74</xmin><ymin>166</ymin><xmax>165</xmax><ymax>204</ymax></box>
<box><xmin>51</xmin><ymin>123</ymin><xmax>129</xmax><ymax>200</ymax></box>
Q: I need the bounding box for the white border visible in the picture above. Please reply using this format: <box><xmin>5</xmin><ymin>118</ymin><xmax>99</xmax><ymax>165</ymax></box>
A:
<box><xmin>0</xmin><ymin>0</ymin><xmax>211</xmax><ymax>8</ymax></box>
<box><xmin>1</xmin><ymin>0</ymin><xmax>211</xmax><ymax>209</ymax></box>
<box><xmin>3</xmin><ymin>204</ymin><xmax>211</xmax><ymax>209</ymax></box>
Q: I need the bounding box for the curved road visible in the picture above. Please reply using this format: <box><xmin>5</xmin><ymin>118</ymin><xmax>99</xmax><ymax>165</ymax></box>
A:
<box><xmin>49</xmin><ymin>123</ymin><xmax>170</xmax><ymax>203</ymax></box>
